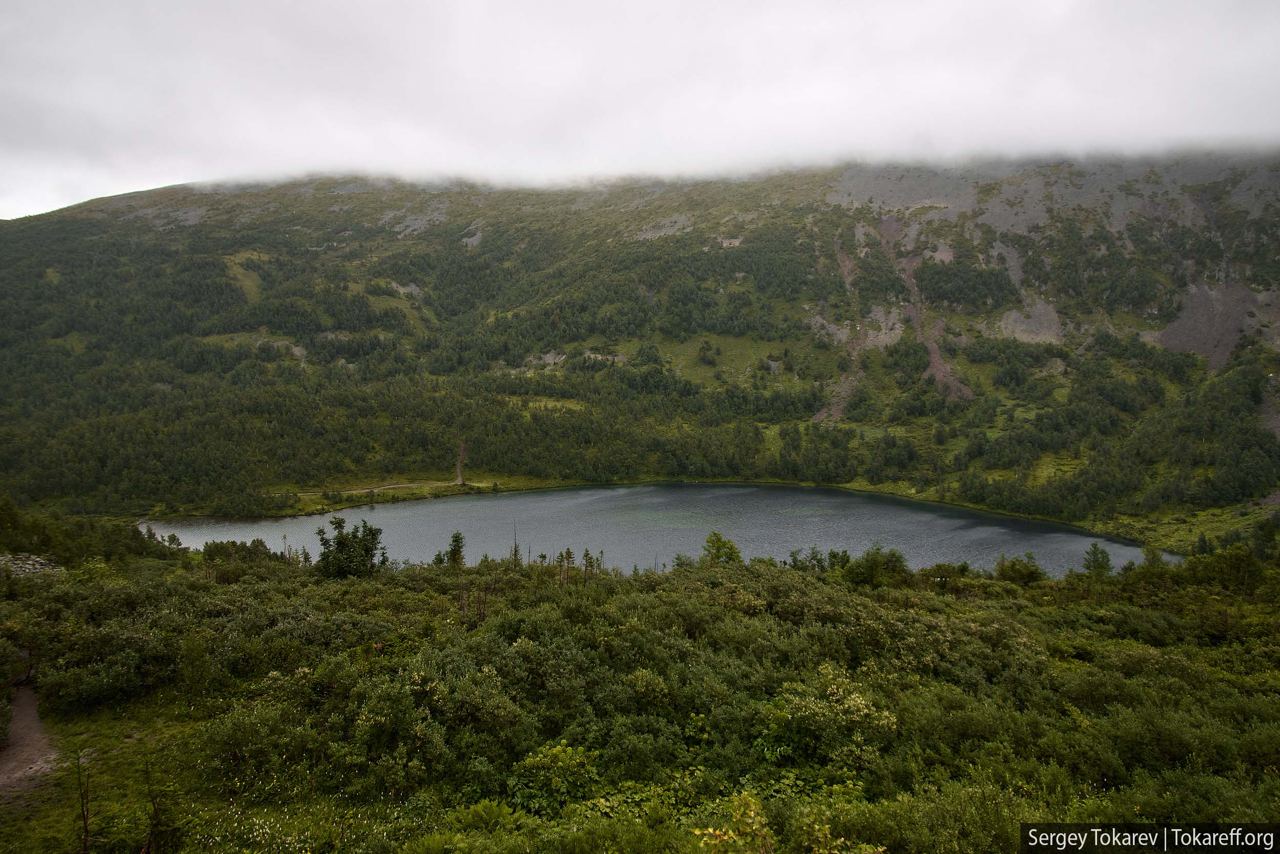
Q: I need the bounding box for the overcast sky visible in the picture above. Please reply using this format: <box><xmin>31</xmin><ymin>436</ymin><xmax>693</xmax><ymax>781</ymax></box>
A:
<box><xmin>2</xmin><ymin>0</ymin><xmax>1279</xmax><ymax>218</ymax></box>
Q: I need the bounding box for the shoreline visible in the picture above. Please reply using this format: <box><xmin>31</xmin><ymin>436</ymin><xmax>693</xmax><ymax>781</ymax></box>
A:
<box><xmin>142</xmin><ymin>474</ymin><xmax>1169</xmax><ymax>554</ymax></box>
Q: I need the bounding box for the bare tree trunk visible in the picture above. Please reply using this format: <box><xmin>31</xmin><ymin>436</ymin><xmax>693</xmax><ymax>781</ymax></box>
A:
<box><xmin>75</xmin><ymin>750</ymin><xmax>91</xmax><ymax>854</ymax></box>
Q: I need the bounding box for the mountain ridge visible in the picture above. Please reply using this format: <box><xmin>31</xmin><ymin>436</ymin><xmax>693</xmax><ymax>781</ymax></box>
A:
<box><xmin>1</xmin><ymin>154</ymin><xmax>1278</xmax><ymax>548</ymax></box>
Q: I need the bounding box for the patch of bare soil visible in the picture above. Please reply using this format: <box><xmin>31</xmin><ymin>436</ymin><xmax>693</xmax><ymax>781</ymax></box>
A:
<box><xmin>0</xmin><ymin>687</ymin><xmax>55</xmax><ymax>798</ymax></box>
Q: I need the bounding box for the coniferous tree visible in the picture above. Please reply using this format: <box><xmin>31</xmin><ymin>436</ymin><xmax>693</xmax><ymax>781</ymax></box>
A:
<box><xmin>1083</xmin><ymin>542</ymin><xmax>1113</xmax><ymax>578</ymax></box>
<box><xmin>314</xmin><ymin>517</ymin><xmax>387</xmax><ymax>578</ymax></box>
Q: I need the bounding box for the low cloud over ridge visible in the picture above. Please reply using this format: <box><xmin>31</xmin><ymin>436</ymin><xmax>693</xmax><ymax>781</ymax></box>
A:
<box><xmin>2</xmin><ymin>0</ymin><xmax>1279</xmax><ymax>217</ymax></box>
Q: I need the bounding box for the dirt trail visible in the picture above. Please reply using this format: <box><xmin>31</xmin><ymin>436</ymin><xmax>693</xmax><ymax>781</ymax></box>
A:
<box><xmin>0</xmin><ymin>687</ymin><xmax>56</xmax><ymax>797</ymax></box>
<box><xmin>293</xmin><ymin>480</ymin><xmax>445</xmax><ymax>497</ymax></box>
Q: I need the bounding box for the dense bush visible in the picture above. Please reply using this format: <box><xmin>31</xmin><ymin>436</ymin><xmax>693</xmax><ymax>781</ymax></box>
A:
<box><xmin>916</xmin><ymin>259</ymin><xmax>1018</xmax><ymax>309</ymax></box>
<box><xmin>3</xmin><ymin>524</ymin><xmax>1279</xmax><ymax>851</ymax></box>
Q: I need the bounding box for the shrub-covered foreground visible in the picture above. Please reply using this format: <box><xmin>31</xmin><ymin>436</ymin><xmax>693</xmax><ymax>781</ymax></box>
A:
<box><xmin>2</xmin><ymin>519</ymin><xmax>1279</xmax><ymax>852</ymax></box>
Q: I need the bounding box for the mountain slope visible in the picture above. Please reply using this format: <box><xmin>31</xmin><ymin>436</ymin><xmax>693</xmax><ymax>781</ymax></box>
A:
<box><xmin>1</xmin><ymin>156</ymin><xmax>1278</xmax><ymax>548</ymax></box>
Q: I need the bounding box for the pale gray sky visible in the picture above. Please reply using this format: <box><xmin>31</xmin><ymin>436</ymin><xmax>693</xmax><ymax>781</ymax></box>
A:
<box><xmin>2</xmin><ymin>0</ymin><xmax>1279</xmax><ymax>218</ymax></box>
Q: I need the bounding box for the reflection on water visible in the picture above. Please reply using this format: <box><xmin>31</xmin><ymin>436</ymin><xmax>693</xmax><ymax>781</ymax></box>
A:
<box><xmin>145</xmin><ymin>483</ymin><xmax>1153</xmax><ymax>577</ymax></box>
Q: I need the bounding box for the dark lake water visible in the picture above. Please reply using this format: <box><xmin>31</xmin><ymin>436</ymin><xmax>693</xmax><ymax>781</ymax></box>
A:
<box><xmin>145</xmin><ymin>484</ymin><xmax>1150</xmax><ymax>576</ymax></box>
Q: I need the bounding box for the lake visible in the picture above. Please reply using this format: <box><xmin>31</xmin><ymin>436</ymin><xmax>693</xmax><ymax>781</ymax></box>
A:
<box><xmin>144</xmin><ymin>483</ymin><xmax>1151</xmax><ymax>576</ymax></box>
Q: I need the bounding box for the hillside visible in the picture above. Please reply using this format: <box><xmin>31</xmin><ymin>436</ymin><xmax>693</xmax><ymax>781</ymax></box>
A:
<box><xmin>2</xmin><ymin>155</ymin><xmax>1279</xmax><ymax>548</ymax></box>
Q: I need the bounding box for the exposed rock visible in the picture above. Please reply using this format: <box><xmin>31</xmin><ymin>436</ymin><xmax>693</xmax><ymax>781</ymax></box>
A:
<box><xmin>862</xmin><ymin>306</ymin><xmax>904</xmax><ymax>349</ymax></box>
<box><xmin>395</xmin><ymin>213</ymin><xmax>443</xmax><ymax>237</ymax></box>
<box><xmin>528</xmin><ymin>351</ymin><xmax>566</xmax><ymax>367</ymax></box>
<box><xmin>632</xmin><ymin>214</ymin><xmax>691</xmax><ymax>240</ymax></box>
<box><xmin>826</xmin><ymin>155</ymin><xmax>1278</xmax><ymax>234</ymax></box>
<box><xmin>874</xmin><ymin>218</ymin><xmax>972</xmax><ymax>401</ymax></box>
<box><xmin>251</xmin><ymin>337</ymin><xmax>307</xmax><ymax>362</ymax></box>
<box><xmin>0</xmin><ymin>554</ymin><xmax>62</xmax><ymax>576</ymax></box>
<box><xmin>1000</xmin><ymin>296</ymin><xmax>1063</xmax><ymax>344</ymax></box>
<box><xmin>807</xmin><ymin>313</ymin><xmax>851</xmax><ymax>345</ymax></box>
<box><xmin>462</xmin><ymin>221</ymin><xmax>484</xmax><ymax>248</ymax></box>
<box><xmin>827</xmin><ymin>163</ymin><xmax>980</xmax><ymax>215</ymax></box>
<box><xmin>924</xmin><ymin>242</ymin><xmax>954</xmax><ymax>263</ymax></box>
<box><xmin>389</xmin><ymin>281</ymin><xmax>423</xmax><ymax>298</ymax></box>
<box><xmin>122</xmin><ymin>204</ymin><xmax>208</xmax><ymax>228</ymax></box>
<box><xmin>1158</xmin><ymin>279</ymin><xmax>1279</xmax><ymax>369</ymax></box>
<box><xmin>233</xmin><ymin>202</ymin><xmax>278</xmax><ymax>226</ymax></box>
<box><xmin>812</xmin><ymin>305</ymin><xmax>903</xmax><ymax>423</ymax></box>
<box><xmin>992</xmin><ymin>240</ymin><xmax>1024</xmax><ymax>284</ymax></box>
<box><xmin>378</xmin><ymin>202</ymin><xmax>448</xmax><ymax>237</ymax></box>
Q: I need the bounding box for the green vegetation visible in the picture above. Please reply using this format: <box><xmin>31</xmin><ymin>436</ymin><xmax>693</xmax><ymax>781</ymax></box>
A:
<box><xmin>915</xmin><ymin>258</ymin><xmax>1017</xmax><ymax>310</ymax></box>
<box><xmin>314</xmin><ymin>517</ymin><xmax>388</xmax><ymax>578</ymax></box>
<box><xmin>2</xmin><ymin>510</ymin><xmax>1280</xmax><ymax>851</ymax></box>
<box><xmin>0</xmin><ymin>163</ymin><xmax>1277</xmax><ymax>550</ymax></box>
<box><xmin>2</xmin><ymin>158</ymin><xmax>1280</xmax><ymax>847</ymax></box>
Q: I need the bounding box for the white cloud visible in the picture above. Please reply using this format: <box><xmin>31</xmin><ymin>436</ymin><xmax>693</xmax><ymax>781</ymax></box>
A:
<box><xmin>2</xmin><ymin>0</ymin><xmax>1279</xmax><ymax>217</ymax></box>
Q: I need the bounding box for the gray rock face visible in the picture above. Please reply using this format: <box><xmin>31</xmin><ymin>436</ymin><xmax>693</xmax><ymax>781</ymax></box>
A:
<box><xmin>1000</xmin><ymin>296</ymin><xmax>1063</xmax><ymax>344</ymax></box>
<box><xmin>0</xmin><ymin>554</ymin><xmax>62</xmax><ymax>576</ymax></box>
<box><xmin>827</xmin><ymin>155</ymin><xmax>1280</xmax><ymax>233</ymax></box>
<box><xmin>1159</xmin><ymin>280</ymin><xmax>1280</xmax><ymax>369</ymax></box>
